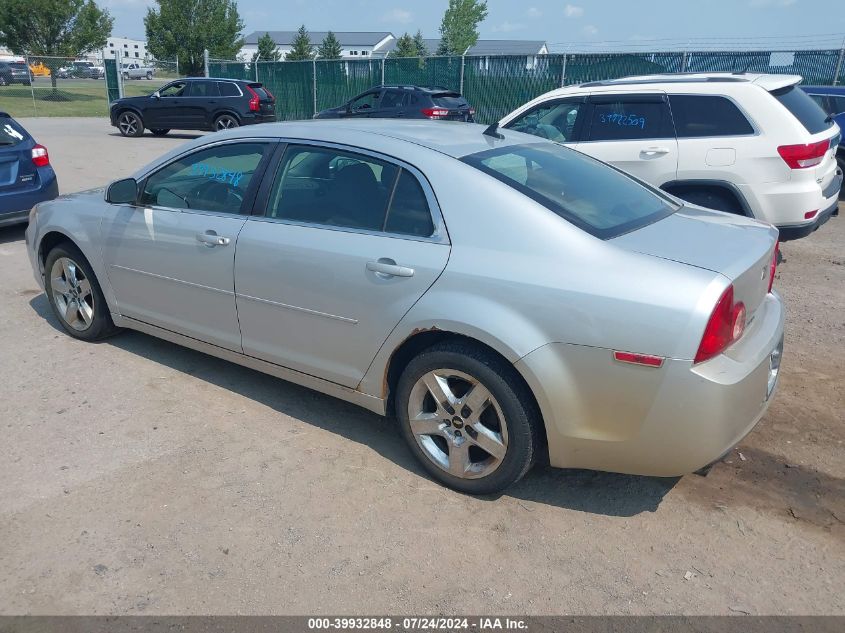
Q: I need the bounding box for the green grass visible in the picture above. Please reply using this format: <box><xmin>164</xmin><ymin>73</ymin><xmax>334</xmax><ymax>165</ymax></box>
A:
<box><xmin>0</xmin><ymin>78</ymin><xmax>169</xmax><ymax>118</ymax></box>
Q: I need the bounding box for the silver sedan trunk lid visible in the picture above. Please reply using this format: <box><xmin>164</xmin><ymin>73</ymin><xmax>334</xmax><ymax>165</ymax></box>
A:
<box><xmin>612</xmin><ymin>205</ymin><xmax>779</xmax><ymax>319</ymax></box>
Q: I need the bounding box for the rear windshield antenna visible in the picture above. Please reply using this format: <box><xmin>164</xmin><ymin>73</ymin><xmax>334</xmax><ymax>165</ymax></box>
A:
<box><xmin>483</xmin><ymin>122</ymin><xmax>504</xmax><ymax>139</ymax></box>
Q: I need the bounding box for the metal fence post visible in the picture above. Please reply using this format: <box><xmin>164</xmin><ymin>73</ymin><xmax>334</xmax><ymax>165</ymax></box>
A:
<box><xmin>254</xmin><ymin>55</ymin><xmax>260</xmax><ymax>83</ymax></box>
<box><xmin>312</xmin><ymin>58</ymin><xmax>318</xmax><ymax>116</ymax></box>
<box><xmin>116</xmin><ymin>50</ymin><xmax>124</xmax><ymax>98</ymax></box>
<box><xmin>175</xmin><ymin>55</ymin><xmax>179</xmax><ymax>77</ymax></box>
<box><xmin>204</xmin><ymin>49</ymin><xmax>210</xmax><ymax>77</ymax></box>
<box><xmin>459</xmin><ymin>55</ymin><xmax>465</xmax><ymax>94</ymax></box>
<box><xmin>24</xmin><ymin>53</ymin><xmax>38</xmax><ymax>115</ymax></box>
<box><xmin>833</xmin><ymin>45</ymin><xmax>845</xmax><ymax>85</ymax></box>
<box><xmin>681</xmin><ymin>51</ymin><xmax>688</xmax><ymax>73</ymax></box>
<box><xmin>381</xmin><ymin>57</ymin><xmax>385</xmax><ymax>85</ymax></box>
<box><xmin>560</xmin><ymin>53</ymin><xmax>568</xmax><ymax>87</ymax></box>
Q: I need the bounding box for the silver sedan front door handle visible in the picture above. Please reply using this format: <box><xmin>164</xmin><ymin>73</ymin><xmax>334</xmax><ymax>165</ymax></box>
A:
<box><xmin>196</xmin><ymin>231</ymin><xmax>230</xmax><ymax>247</ymax></box>
<box><xmin>367</xmin><ymin>259</ymin><xmax>414</xmax><ymax>278</ymax></box>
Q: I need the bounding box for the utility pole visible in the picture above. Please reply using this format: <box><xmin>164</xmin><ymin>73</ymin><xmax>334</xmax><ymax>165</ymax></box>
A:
<box><xmin>203</xmin><ymin>49</ymin><xmax>209</xmax><ymax>77</ymax></box>
<box><xmin>833</xmin><ymin>36</ymin><xmax>845</xmax><ymax>86</ymax></box>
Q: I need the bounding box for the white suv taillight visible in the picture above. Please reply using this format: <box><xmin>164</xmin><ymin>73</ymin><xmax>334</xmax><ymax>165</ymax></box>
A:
<box><xmin>31</xmin><ymin>144</ymin><xmax>49</xmax><ymax>167</ymax></box>
<box><xmin>777</xmin><ymin>140</ymin><xmax>828</xmax><ymax>169</ymax></box>
<box><xmin>694</xmin><ymin>285</ymin><xmax>746</xmax><ymax>364</ymax></box>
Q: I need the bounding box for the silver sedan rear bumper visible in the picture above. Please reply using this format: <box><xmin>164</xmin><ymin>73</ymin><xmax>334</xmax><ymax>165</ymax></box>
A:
<box><xmin>515</xmin><ymin>292</ymin><xmax>785</xmax><ymax>477</ymax></box>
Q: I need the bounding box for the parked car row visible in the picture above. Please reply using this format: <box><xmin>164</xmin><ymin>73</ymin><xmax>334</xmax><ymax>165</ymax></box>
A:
<box><xmin>7</xmin><ymin>71</ymin><xmax>842</xmax><ymax>494</ymax></box>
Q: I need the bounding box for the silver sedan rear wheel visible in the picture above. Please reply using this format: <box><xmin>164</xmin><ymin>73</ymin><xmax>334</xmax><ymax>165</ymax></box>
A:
<box><xmin>49</xmin><ymin>257</ymin><xmax>95</xmax><ymax>332</ymax></box>
<box><xmin>407</xmin><ymin>369</ymin><xmax>509</xmax><ymax>479</ymax></box>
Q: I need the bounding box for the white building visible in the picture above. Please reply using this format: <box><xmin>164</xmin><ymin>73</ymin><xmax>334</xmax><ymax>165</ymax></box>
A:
<box><xmin>102</xmin><ymin>36</ymin><xmax>149</xmax><ymax>62</ymax></box>
<box><xmin>240</xmin><ymin>31</ymin><xmax>395</xmax><ymax>61</ymax></box>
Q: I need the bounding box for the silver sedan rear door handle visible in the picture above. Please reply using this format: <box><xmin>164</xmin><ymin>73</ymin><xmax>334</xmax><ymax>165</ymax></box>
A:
<box><xmin>367</xmin><ymin>259</ymin><xmax>414</xmax><ymax>278</ymax></box>
<box><xmin>640</xmin><ymin>146</ymin><xmax>670</xmax><ymax>157</ymax></box>
<box><xmin>196</xmin><ymin>231</ymin><xmax>230</xmax><ymax>247</ymax></box>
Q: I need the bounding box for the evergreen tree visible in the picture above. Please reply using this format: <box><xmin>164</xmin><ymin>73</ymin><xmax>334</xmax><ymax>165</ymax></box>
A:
<box><xmin>316</xmin><ymin>31</ymin><xmax>343</xmax><ymax>60</ymax></box>
<box><xmin>286</xmin><ymin>24</ymin><xmax>314</xmax><ymax>61</ymax></box>
<box><xmin>412</xmin><ymin>30</ymin><xmax>429</xmax><ymax>57</ymax></box>
<box><xmin>252</xmin><ymin>31</ymin><xmax>280</xmax><ymax>62</ymax></box>
<box><xmin>389</xmin><ymin>32</ymin><xmax>417</xmax><ymax>58</ymax></box>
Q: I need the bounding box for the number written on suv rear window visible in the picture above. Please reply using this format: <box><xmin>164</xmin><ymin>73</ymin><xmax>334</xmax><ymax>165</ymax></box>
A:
<box><xmin>669</xmin><ymin>95</ymin><xmax>754</xmax><ymax>137</ymax></box>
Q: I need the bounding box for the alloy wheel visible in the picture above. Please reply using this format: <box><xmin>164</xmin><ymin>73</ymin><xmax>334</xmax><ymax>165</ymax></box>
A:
<box><xmin>49</xmin><ymin>257</ymin><xmax>95</xmax><ymax>332</ymax></box>
<box><xmin>407</xmin><ymin>369</ymin><xmax>509</xmax><ymax>479</ymax></box>
<box><xmin>215</xmin><ymin>115</ymin><xmax>238</xmax><ymax>131</ymax></box>
<box><xmin>118</xmin><ymin>112</ymin><xmax>140</xmax><ymax>136</ymax></box>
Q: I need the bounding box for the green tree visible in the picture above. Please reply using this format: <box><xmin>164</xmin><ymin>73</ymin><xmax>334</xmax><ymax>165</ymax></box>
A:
<box><xmin>286</xmin><ymin>25</ymin><xmax>314</xmax><ymax>61</ymax></box>
<box><xmin>412</xmin><ymin>30</ymin><xmax>429</xmax><ymax>57</ymax></box>
<box><xmin>316</xmin><ymin>31</ymin><xmax>342</xmax><ymax>60</ymax></box>
<box><xmin>389</xmin><ymin>32</ymin><xmax>417</xmax><ymax>58</ymax></box>
<box><xmin>144</xmin><ymin>0</ymin><xmax>244</xmax><ymax>77</ymax></box>
<box><xmin>437</xmin><ymin>0</ymin><xmax>487</xmax><ymax>55</ymax></box>
<box><xmin>251</xmin><ymin>31</ymin><xmax>280</xmax><ymax>63</ymax></box>
<box><xmin>0</xmin><ymin>0</ymin><xmax>113</xmax><ymax>89</ymax></box>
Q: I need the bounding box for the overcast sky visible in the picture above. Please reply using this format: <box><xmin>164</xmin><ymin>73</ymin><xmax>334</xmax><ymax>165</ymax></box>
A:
<box><xmin>103</xmin><ymin>0</ymin><xmax>845</xmax><ymax>50</ymax></box>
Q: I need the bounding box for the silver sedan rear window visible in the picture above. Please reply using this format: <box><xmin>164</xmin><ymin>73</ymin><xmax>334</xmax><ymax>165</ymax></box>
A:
<box><xmin>462</xmin><ymin>143</ymin><xmax>678</xmax><ymax>239</ymax></box>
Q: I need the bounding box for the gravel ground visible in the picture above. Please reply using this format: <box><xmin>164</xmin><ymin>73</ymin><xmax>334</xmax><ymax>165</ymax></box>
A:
<box><xmin>0</xmin><ymin>118</ymin><xmax>843</xmax><ymax>615</ymax></box>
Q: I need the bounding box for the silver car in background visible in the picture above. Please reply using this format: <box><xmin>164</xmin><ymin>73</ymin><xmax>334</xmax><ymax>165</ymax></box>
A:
<box><xmin>25</xmin><ymin>120</ymin><xmax>784</xmax><ymax>494</ymax></box>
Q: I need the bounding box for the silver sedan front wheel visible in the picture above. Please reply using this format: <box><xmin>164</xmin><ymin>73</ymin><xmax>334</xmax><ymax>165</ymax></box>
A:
<box><xmin>44</xmin><ymin>244</ymin><xmax>118</xmax><ymax>341</ymax></box>
<box><xmin>408</xmin><ymin>369</ymin><xmax>509</xmax><ymax>479</ymax></box>
<box><xmin>50</xmin><ymin>257</ymin><xmax>95</xmax><ymax>331</ymax></box>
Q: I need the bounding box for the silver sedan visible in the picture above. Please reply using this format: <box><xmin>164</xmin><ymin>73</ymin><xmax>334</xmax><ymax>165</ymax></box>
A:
<box><xmin>25</xmin><ymin>120</ymin><xmax>784</xmax><ymax>494</ymax></box>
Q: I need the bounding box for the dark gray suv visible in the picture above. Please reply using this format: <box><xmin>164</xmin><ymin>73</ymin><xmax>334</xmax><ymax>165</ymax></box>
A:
<box><xmin>315</xmin><ymin>85</ymin><xmax>475</xmax><ymax>122</ymax></box>
<box><xmin>0</xmin><ymin>62</ymin><xmax>32</xmax><ymax>86</ymax></box>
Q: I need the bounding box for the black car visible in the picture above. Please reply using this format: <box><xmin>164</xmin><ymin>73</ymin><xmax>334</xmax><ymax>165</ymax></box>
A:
<box><xmin>0</xmin><ymin>62</ymin><xmax>33</xmax><ymax>86</ymax></box>
<box><xmin>109</xmin><ymin>77</ymin><xmax>277</xmax><ymax>137</ymax></box>
<box><xmin>315</xmin><ymin>85</ymin><xmax>475</xmax><ymax>122</ymax></box>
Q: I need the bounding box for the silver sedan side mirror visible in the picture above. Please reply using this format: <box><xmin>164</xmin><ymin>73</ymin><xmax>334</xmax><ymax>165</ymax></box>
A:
<box><xmin>106</xmin><ymin>178</ymin><xmax>139</xmax><ymax>205</ymax></box>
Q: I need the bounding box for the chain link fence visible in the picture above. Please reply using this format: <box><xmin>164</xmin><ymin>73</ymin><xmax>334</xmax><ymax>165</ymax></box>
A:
<box><xmin>204</xmin><ymin>48</ymin><xmax>845</xmax><ymax>124</ymax></box>
<box><xmin>4</xmin><ymin>47</ymin><xmax>844</xmax><ymax>119</ymax></box>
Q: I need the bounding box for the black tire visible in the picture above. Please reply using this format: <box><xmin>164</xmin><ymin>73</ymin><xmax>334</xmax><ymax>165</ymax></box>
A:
<box><xmin>44</xmin><ymin>242</ymin><xmax>119</xmax><ymax>342</ymax></box>
<box><xmin>837</xmin><ymin>157</ymin><xmax>844</xmax><ymax>201</ymax></box>
<box><xmin>670</xmin><ymin>187</ymin><xmax>745</xmax><ymax>215</ymax></box>
<box><xmin>394</xmin><ymin>340</ymin><xmax>542</xmax><ymax>495</ymax></box>
<box><xmin>116</xmin><ymin>110</ymin><xmax>144</xmax><ymax>137</ymax></box>
<box><xmin>213</xmin><ymin>113</ymin><xmax>240</xmax><ymax>131</ymax></box>
<box><xmin>146</xmin><ymin>71</ymin><xmax>153</xmax><ymax>80</ymax></box>
<box><xmin>0</xmin><ymin>75</ymin><xmax>8</xmax><ymax>86</ymax></box>
<box><xmin>151</xmin><ymin>128</ymin><xmax>170</xmax><ymax>136</ymax></box>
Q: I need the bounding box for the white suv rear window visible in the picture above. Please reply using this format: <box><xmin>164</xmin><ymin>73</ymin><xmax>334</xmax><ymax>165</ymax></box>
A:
<box><xmin>771</xmin><ymin>86</ymin><xmax>834</xmax><ymax>135</ymax></box>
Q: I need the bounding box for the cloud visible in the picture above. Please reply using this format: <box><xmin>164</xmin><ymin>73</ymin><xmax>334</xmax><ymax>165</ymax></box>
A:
<box><xmin>492</xmin><ymin>21</ymin><xmax>527</xmax><ymax>33</ymax></box>
<box><xmin>749</xmin><ymin>0</ymin><xmax>796</xmax><ymax>6</ymax></box>
<box><xmin>527</xmin><ymin>7</ymin><xmax>542</xmax><ymax>18</ymax></box>
<box><xmin>564</xmin><ymin>4</ymin><xmax>584</xmax><ymax>18</ymax></box>
<box><xmin>582</xmin><ymin>24</ymin><xmax>598</xmax><ymax>36</ymax></box>
<box><xmin>381</xmin><ymin>8</ymin><xmax>413</xmax><ymax>25</ymax></box>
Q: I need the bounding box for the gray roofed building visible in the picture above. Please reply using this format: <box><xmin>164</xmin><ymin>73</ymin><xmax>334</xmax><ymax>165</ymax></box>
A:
<box><xmin>241</xmin><ymin>31</ymin><xmax>396</xmax><ymax>60</ymax></box>
<box><xmin>377</xmin><ymin>38</ymin><xmax>549</xmax><ymax>57</ymax></box>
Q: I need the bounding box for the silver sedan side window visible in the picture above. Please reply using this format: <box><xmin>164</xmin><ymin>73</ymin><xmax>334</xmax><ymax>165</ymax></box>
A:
<box><xmin>139</xmin><ymin>142</ymin><xmax>267</xmax><ymax>214</ymax></box>
<box><xmin>266</xmin><ymin>145</ymin><xmax>436</xmax><ymax>237</ymax></box>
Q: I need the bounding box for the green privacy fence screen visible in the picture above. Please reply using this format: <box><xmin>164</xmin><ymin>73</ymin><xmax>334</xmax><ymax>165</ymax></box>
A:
<box><xmin>207</xmin><ymin>48</ymin><xmax>845</xmax><ymax>124</ymax></box>
<box><xmin>104</xmin><ymin>58</ymin><xmax>120</xmax><ymax>102</ymax></box>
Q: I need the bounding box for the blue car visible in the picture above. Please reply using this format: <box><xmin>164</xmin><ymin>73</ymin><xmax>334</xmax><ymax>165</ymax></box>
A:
<box><xmin>0</xmin><ymin>113</ymin><xmax>59</xmax><ymax>227</ymax></box>
<box><xmin>802</xmin><ymin>86</ymin><xmax>845</xmax><ymax>195</ymax></box>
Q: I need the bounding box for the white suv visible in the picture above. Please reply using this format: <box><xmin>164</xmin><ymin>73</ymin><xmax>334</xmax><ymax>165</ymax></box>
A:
<box><xmin>499</xmin><ymin>73</ymin><xmax>843</xmax><ymax>240</ymax></box>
